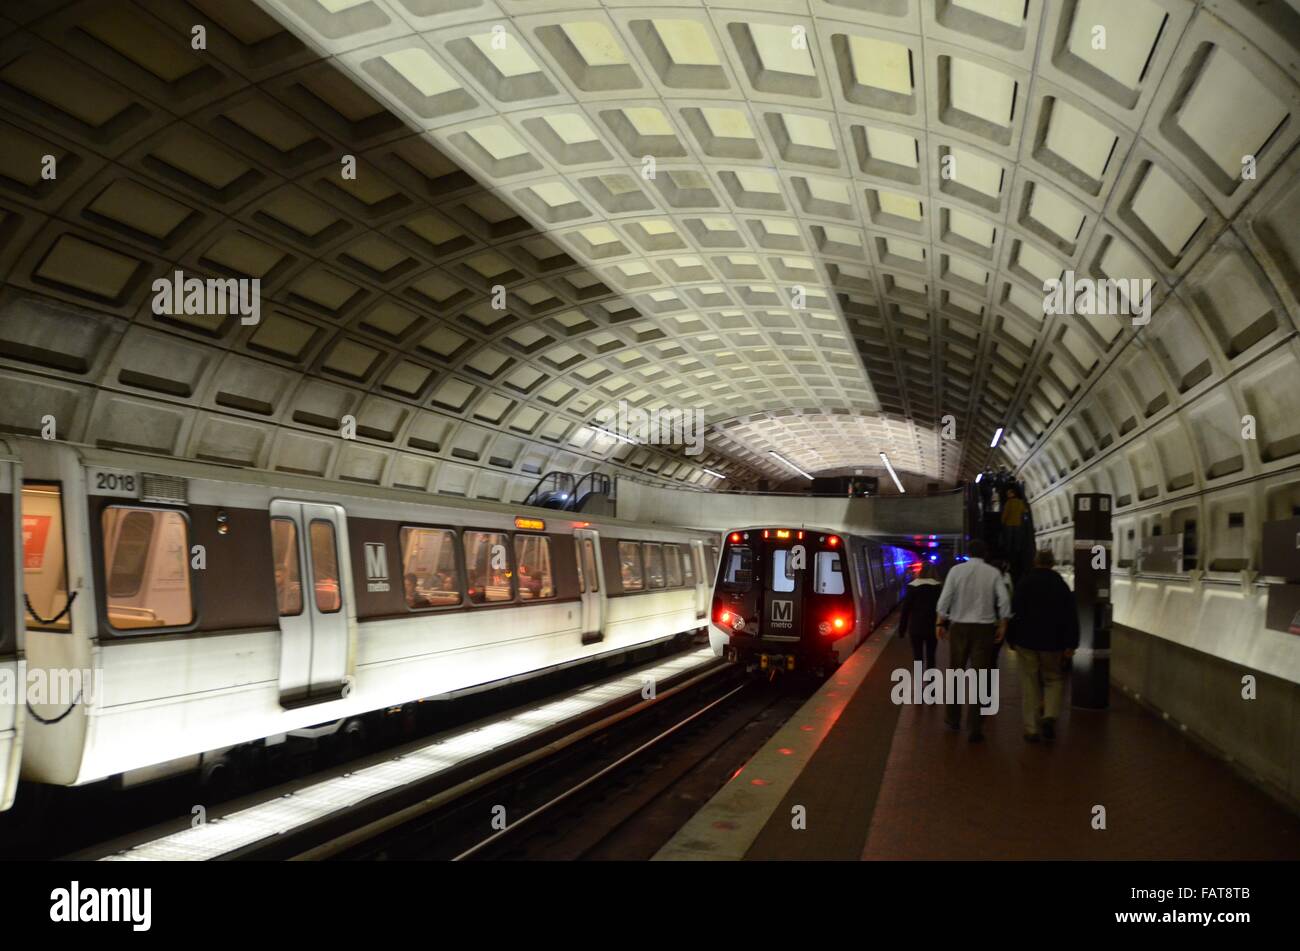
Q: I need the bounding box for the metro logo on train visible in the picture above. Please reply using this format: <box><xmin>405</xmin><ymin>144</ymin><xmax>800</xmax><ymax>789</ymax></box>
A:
<box><xmin>364</xmin><ymin>543</ymin><xmax>389</xmax><ymax>593</ymax></box>
<box><xmin>770</xmin><ymin>600</ymin><xmax>793</xmax><ymax>627</ymax></box>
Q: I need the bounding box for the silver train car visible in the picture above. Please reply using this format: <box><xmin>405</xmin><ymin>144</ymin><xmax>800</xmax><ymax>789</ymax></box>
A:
<box><xmin>0</xmin><ymin>436</ymin><xmax>718</xmax><ymax>810</ymax></box>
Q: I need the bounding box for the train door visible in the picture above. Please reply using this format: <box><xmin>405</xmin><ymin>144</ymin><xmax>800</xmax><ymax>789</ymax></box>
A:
<box><xmin>689</xmin><ymin>540</ymin><xmax>709</xmax><ymax>620</ymax></box>
<box><xmin>270</xmin><ymin>501</ymin><xmax>355</xmax><ymax>708</ymax></box>
<box><xmin>762</xmin><ymin>537</ymin><xmax>803</xmax><ymax>642</ymax></box>
<box><xmin>574</xmin><ymin>528</ymin><xmax>605</xmax><ymax>644</ymax></box>
<box><xmin>0</xmin><ymin>450</ymin><xmax>21</xmax><ymax>811</ymax></box>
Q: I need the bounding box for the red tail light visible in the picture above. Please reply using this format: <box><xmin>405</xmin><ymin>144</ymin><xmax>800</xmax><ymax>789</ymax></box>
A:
<box><xmin>729</xmin><ymin>532</ymin><xmax>741</xmax><ymax>543</ymax></box>
<box><xmin>719</xmin><ymin>610</ymin><xmax>732</xmax><ymax>625</ymax></box>
<box><xmin>820</xmin><ymin>613</ymin><xmax>853</xmax><ymax>637</ymax></box>
<box><xmin>827</xmin><ymin>535</ymin><xmax>840</xmax><ymax>547</ymax></box>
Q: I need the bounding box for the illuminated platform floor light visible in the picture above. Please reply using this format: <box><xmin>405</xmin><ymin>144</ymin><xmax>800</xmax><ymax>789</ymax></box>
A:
<box><xmin>99</xmin><ymin>649</ymin><xmax>715</xmax><ymax>861</ymax></box>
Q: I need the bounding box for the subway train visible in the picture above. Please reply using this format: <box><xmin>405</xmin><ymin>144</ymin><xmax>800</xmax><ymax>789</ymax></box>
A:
<box><xmin>708</xmin><ymin>526</ymin><xmax>921</xmax><ymax>675</ymax></box>
<box><xmin>0</xmin><ymin>436</ymin><xmax>720</xmax><ymax>812</ymax></box>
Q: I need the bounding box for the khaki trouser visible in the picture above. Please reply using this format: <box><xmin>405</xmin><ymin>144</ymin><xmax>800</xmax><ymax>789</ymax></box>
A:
<box><xmin>944</xmin><ymin>622</ymin><xmax>996</xmax><ymax>736</ymax></box>
<box><xmin>1017</xmin><ymin>648</ymin><xmax>1066</xmax><ymax>735</ymax></box>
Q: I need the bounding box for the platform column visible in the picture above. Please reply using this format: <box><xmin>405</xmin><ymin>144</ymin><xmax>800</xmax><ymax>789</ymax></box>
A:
<box><xmin>1071</xmin><ymin>493</ymin><xmax>1112</xmax><ymax>709</ymax></box>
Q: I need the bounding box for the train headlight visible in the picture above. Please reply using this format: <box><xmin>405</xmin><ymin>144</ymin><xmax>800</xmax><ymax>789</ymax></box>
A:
<box><xmin>818</xmin><ymin>621</ymin><xmax>831</xmax><ymax>635</ymax></box>
<box><xmin>732</xmin><ymin>617</ymin><xmax>745</xmax><ymax>631</ymax></box>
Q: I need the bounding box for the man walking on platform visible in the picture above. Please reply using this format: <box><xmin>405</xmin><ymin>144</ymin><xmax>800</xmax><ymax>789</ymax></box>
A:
<box><xmin>936</xmin><ymin>540</ymin><xmax>1011</xmax><ymax>742</ymax></box>
<box><xmin>1007</xmin><ymin>548</ymin><xmax>1078</xmax><ymax>742</ymax></box>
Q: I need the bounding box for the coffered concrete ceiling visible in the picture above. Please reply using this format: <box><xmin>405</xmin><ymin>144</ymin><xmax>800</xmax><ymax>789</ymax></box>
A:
<box><xmin>0</xmin><ymin>0</ymin><xmax>1297</xmax><ymax>499</ymax></box>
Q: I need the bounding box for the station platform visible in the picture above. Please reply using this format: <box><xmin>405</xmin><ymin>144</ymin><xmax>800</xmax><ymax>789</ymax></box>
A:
<box><xmin>657</xmin><ymin>620</ymin><xmax>1300</xmax><ymax>861</ymax></box>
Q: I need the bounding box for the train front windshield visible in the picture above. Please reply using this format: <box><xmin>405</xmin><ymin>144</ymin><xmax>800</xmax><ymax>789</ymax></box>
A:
<box><xmin>721</xmin><ymin>545</ymin><xmax>753</xmax><ymax>588</ymax></box>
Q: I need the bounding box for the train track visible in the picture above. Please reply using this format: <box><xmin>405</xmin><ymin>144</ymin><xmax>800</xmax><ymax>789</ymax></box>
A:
<box><xmin>280</xmin><ymin>660</ymin><xmax>751</xmax><ymax>860</ymax></box>
<box><xmin>74</xmin><ymin>640</ymin><xmax>817</xmax><ymax>862</ymax></box>
<box><xmin>73</xmin><ymin>644</ymin><xmax>738</xmax><ymax>860</ymax></box>
<box><xmin>316</xmin><ymin>668</ymin><xmax>811</xmax><ymax>861</ymax></box>
<box><xmin>454</xmin><ymin>679</ymin><xmax>808</xmax><ymax>861</ymax></box>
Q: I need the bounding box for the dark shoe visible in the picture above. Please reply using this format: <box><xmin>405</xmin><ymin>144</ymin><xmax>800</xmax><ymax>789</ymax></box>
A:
<box><xmin>1024</xmin><ymin>733</ymin><xmax>1040</xmax><ymax>743</ymax></box>
<box><xmin>1041</xmin><ymin>718</ymin><xmax>1056</xmax><ymax>741</ymax></box>
<box><xmin>968</xmin><ymin>733</ymin><xmax>984</xmax><ymax>743</ymax></box>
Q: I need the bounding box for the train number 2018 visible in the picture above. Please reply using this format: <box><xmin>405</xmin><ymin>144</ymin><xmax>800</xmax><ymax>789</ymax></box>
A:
<box><xmin>95</xmin><ymin>471</ymin><xmax>137</xmax><ymax>494</ymax></box>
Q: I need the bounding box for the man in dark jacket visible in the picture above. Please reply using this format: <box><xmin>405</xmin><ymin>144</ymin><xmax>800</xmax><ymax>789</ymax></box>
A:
<box><xmin>1007</xmin><ymin>548</ymin><xmax>1079</xmax><ymax>742</ymax></box>
<box><xmin>898</xmin><ymin>563</ymin><xmax>943</xmax><ymax>671</ymax></box>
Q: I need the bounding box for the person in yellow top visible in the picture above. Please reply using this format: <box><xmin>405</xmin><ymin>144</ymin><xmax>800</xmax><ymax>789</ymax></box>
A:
<box><xmin>1001</xmin><ymin>487</ymin><xmax>1027</xmax><ymax>566</ymax></box>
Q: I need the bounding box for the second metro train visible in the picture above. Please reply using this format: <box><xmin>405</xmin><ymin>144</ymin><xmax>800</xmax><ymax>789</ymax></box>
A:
<box><xmin>708</xmin><ymin>526</ymin><xmax>921</xmax><ymax>675</ymax></box>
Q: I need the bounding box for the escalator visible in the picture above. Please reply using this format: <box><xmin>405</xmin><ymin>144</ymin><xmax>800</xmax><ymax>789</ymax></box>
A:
<box><xmin>521</xmin><ymin>471</ymin><xmax>616</xmax><ymax>515</ymax></box>
<box><xmin>966</xmin><ymin>478</ymin><xmax>1036</xmax><ymax>580</ymax></box>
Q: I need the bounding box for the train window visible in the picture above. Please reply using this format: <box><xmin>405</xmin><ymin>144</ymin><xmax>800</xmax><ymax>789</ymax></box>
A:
<box><xmin>770</xmin><ymin>548</ymin><xmax>796</xmax><ymax>592</ymax></box>
<box><xmin>309</xmin><ymin>520</ymin><xmax>341</xmax><ymax>614</ymax></box>
<box><xmin>618</xmin><ymin>541</ymin><xmax>644</xmax><ymax>591</ymax></box>
<box><xmin>582</xmin><ymin>539</ymin><xmax>599</xmax><ymax>593</ymax></box>
<box><xmin>101</xmin><ymin>506</ymin><xmax>193</xmax><ymax>630</ymax></box>
<box><xmin>400</xmin><ymin>527</ymin><xmax>461</xmax><ymax>609</ymax></box>
<box><xmin>664</xmin><ymin>546</ymin><xmax>684</xmax><ymax>587</ymax></box>
<box><xmin>814</xmin><ymin>551</ymin><xmax>845</xmax><ymax>595</ymax></box>
<box><xmin>22</xmin><ymin>484</ymin><xmax>71</xmax><ymax>631</ymax></box>
<box><xmin>107</xmin><ymin>511</ymin><xmax>152</xmax><ymax>598</ymax></box>
<box><xmin>643</xmin><ymin>544</ymin><xmax>666</xmax><ymax>588</ymax></box>
<box><xmin>722</xmin><ymin>546</ymin><xmax>752</xmax><ymax>587</ymax></box>
<box><xmin>514</xmin><ymin>535</ymin><xmax>555</xmax><ymax>601</ymax></box>
<box><xmin>465</xmin><ymin>531</ymin><xmax>514</xmax><ymax>603</ymax></box>
<box><xmin>867</xmin><ymin>547</ymin><xmax>883</xmax><ymax>590</ymax></box>
<box><xmin>681</xmin><ymin>546</ymin><xmax>696</xmax><ymax>585</ymax></box>
<box><xmin>270</xmin><ymin>518</ymin><xmax>302</xmax><ymax>617</ymax></box>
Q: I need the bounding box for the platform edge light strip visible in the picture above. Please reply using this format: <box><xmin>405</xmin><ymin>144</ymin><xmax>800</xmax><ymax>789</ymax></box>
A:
<box><xmin>100</xmin><ymin>649</ymin><xmax>714</xmax><ymax>861</ymax></box>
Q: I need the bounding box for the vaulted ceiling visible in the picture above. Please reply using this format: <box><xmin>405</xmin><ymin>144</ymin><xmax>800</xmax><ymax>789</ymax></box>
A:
<box><xmin>0</xmin><ymin>0</ymin><xmax>1297</xmax><ymax>499</ymax></box>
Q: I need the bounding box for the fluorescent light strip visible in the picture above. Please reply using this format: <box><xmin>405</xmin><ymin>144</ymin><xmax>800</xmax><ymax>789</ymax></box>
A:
<box><xmin>594</xmin><ymin>425</ymin><xmax>636</xmax><ymax>445</ymax></box>
<box><xmin>975</xmin><ymin>472</ymin><xmax>983</xmax><ymax>483</ymax></box>
<box><xmin>101</xmin><ymin>649</ymin><xmax>715</xmax><ymax>861</ymax></box>
<box><xmin>768</xmin><ymin>451</ymin><xmax>813</xmax><ymax>480</ymax></box>
<box><xmin>703</xmin><ymin>467</ymin><xmax>727</xmax><ymax>479</ymax></box>
<box><xmin>879</xmin><ymin>452</ymin><xmax>906</xmax><ymax>493</ymax></box>
<box><xmin>990</xmin><ymin>427</ymin><xmax>1004</xmax><ymax>448</ymax></box>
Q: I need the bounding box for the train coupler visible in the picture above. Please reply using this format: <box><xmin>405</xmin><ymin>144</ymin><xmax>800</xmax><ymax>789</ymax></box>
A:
<box><xmin>757</xmin><ymin>653</ymin><xmax>797</xmax><ymax>675</ymax></box>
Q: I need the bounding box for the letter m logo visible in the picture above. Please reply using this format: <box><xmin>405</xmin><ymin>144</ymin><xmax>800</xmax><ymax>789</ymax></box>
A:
<box><xmin>364</xmin><ymin>543</ymin><xmax>387</xmax><ymax>581</ymax></box>
<box><xmin>771</xmin><ymin>600</ymin><xmax>793</xmax><ymax>623</ymax></box>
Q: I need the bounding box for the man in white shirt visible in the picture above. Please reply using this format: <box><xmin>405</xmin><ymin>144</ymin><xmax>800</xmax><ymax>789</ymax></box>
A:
<box><xmin>936</xmin><ymin>539</ymin><xmax>1011</xmax><ymax>741</ymax></box>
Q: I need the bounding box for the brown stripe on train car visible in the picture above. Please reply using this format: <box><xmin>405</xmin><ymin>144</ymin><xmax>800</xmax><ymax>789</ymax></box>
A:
<box><xmin>598</xmin><ymin>534</ymin><xmax>696</xmax><ymax>598</ymax></box>
<box><xmin>89</xmin><ymin>497</ymin><xmax>278</xmax><ymax>638</ymax></box>
<box><xmin>345</xmin><ymin>518</ymin><xmax>583</xmax><ymax>621</ymax></box>
<box><xmin>0</xmin><ymin>483</ymin><xmax>14</xmax><ymax>654</ymax></box>
<box><xmin>346</xmin><ymin>516</ymin><xmax>419</xmax><ymax>620</ymax></box>
<box><xmin>191</xmin><ymin>504</ymin><xmax>278</xmax><ymax>631</ymax></box>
